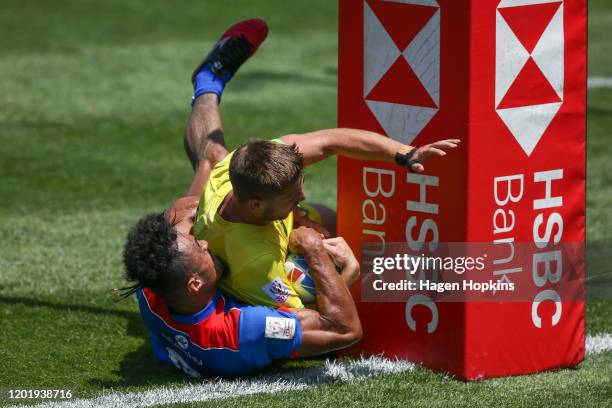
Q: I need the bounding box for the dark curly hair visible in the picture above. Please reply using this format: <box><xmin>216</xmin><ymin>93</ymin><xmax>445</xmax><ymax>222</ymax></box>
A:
<box><xmin>121</xmin><ymin>212</ymin><xmax>192</xmax><ymax>301</ymax></box>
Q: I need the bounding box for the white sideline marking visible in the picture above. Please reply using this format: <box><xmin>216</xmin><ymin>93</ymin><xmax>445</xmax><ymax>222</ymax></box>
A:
<box><xmin>586</xmin><ymin>333</ymin><xmax>612</xmax><ymax>354</ymax></box>
<box><xmin>13</xmin><ymin>334</ymin><xmax>612</xmax><ymax>408</ymax></box>
<box><xmin>13</xmin><ymin>357</ymin><xmax>415</xmax><ymax>408</ymax></box>
<box><xmin>588</xmin><ymin>76</ymin><xmax>612</xmax><ymax>89</ymax></box>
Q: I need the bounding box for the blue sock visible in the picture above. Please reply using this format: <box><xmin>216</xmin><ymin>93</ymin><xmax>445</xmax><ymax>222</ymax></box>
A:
<box><xmin>192</xmin><ymin>65</ymin><xmax>232</xmax><ymax>104</ymax></box>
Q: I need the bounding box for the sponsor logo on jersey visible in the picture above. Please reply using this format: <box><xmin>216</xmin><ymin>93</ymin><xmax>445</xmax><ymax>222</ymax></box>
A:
<box><xmin>161</xmin><ymin>332</ymin><xmax>204</xmax><ymax>366</ymax></box>
<box><xmin>262</xmin><ymin>277</ymin><xmax>292</xmax><ymax>304</ymax></box>
<box><xmin>175</xmin><ymin>334</ymin><xmax>189</xmax><ymax>350</ymax></box>
<box><xmin>264</xmin><ymin>316</ymin><xmax>296</xmax><ymax>340</ymax></box>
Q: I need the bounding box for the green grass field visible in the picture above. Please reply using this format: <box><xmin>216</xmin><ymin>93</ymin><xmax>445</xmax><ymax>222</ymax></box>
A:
<box><xmin>1</xmin><ymin>0</ymin><xmax>611</xmax><ymax>407</ymax></box>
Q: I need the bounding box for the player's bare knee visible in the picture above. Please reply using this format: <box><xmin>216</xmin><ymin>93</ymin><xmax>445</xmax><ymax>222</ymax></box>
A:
<box><xmin>206</xmin><ymin>132</ymin><xmax>229</xmax><ymax>166</ymax></box>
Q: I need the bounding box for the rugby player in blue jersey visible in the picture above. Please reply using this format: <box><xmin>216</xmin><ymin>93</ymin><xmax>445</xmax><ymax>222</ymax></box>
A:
<box><xmin>122</xmin><ymin>19</ymin><xmax>363</xmax><ymax>378</ymax></box>
<box><xmin>124</xmin><ymin>203</ymin><xmax>362</xmax><ymax>378</ymax></box>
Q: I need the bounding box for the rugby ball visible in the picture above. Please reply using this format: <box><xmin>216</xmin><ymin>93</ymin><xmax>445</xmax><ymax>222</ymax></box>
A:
<box><xmin>284</xmin><ymin>253</ymin><xmax>317</xmax><ymax>303</ymax></box>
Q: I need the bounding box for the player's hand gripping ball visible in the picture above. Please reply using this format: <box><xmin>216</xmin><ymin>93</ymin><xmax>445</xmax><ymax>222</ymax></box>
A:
<box><xmin>284</xmin><ymin>253</ymin><xmax>317</xmax><ymax>303</ymax></box>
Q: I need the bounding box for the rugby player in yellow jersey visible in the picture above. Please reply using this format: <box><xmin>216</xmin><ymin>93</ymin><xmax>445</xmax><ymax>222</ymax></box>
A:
<box><xmin>120</xmin><ymin>19</ymin><xmax>461</xmax><ymax>376</ymax></box>
<box><xmin>176</xmin><ymin>20</ymin><xmax>461</xmax><ymax>309</ymax></box>
<box><xmin>124</xmin><ymin>19</ymin><xmax>459</xmax><ymax>312</ymax></box>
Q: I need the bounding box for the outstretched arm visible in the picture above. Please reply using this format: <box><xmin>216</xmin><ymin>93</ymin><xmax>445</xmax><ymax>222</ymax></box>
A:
<box><xmin>280</xmin><ymin>128</ymin><xmax>459</xmax><ymax>173</ymax></box>
<box><xmin>287</xmin><ymin>227</ymin><xmax>362</xmax><ymax>357</ymax></box>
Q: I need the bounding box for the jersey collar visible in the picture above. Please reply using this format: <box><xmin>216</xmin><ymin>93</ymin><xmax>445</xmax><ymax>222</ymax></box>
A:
<box><xmin>167</xmin><ymin>290</ymin><xmax>221</xmax><ymax>325</ymax></box>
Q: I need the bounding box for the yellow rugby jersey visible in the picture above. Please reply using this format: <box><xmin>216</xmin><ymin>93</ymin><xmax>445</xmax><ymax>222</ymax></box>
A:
<box><xmin>193</xmin><ymin>149</ymin><xmax>303</xmax><ymax>308</ymax></box>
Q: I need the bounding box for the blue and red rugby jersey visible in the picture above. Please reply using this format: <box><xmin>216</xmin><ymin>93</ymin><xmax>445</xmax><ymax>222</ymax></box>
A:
<box><xmin>136</xmin><ymin>287</ymin><xmax>302</xmax><ymax>377</ymax></box>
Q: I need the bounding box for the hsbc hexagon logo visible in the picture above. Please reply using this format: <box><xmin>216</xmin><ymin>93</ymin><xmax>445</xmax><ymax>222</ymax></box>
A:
<box><xmin>496</xmin><ymin>0</ymin><xmax>564</xmax><ymax>156</ymax></box>
<box><xmin>364</xmin><ymin>0</ymin><xmax>440</xmax><ymax>145</ymax></box>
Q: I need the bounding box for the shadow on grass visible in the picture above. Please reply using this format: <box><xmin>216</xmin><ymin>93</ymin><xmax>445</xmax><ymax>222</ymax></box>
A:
<box><xmin>0</xmin><ymin>295</ymin><xmax>191</xmax><ymax>388</ymax></box>
<box><xmin>0</xmin><ymin>295</ymin><xmax>333</xmax><ymax>390</ymax></box>
<box><xmin>0</xmin><ymin>295</ymin><xmax>139</xmax><ymax>321</ymax></box>
<box><xmin>89</xmin><ymin>315</ymin><xmax>190</xmax><ymax>389</ymax></box>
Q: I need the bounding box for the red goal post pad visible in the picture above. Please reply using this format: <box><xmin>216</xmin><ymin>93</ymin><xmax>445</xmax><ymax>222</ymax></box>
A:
<box><xmin>337</xmin><ymin>0</ymin><xmax>586</xmax><ymax>379</ymax></box>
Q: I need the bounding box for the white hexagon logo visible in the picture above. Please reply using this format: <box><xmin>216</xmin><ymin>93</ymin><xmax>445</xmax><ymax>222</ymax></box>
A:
<box><xmin>496</xmin><ymin>0</ymin><xmax>564</xmax><ymax>156</ymax></box>
<box><xmin>364</xmin><ymin>0</ymin><xmax>440</xmax><ymax>145</ymax></box>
